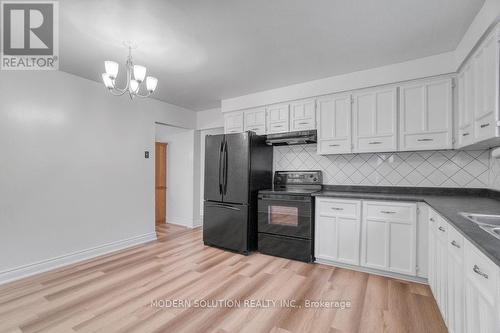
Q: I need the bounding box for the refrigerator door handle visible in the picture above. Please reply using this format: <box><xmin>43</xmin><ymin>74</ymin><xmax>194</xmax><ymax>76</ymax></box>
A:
<box><xmin>223</xmin><ymin>140</ymin><xmax>228</xmax><ymax>195</ymax></box>
<box><xmin>205</xmin><ymin>203</ymin><xmax>241</xmax><ymax>211</ymax></box>
<box><xmin>218</xmin><ymin>140</ymin><xmax>223</xmax><ymax>195</ymax></box>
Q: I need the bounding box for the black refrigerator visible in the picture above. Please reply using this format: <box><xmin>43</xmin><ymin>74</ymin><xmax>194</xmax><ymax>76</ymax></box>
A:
<box><xmin>203</xmin><ymin>131</ymin><xmax>273</xmax><ymax>254</ymax></box>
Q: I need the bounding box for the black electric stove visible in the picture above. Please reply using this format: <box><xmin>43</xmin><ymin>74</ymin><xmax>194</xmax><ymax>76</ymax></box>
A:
<box><xmin>257</xmin><ymin>171</ymin><xmax>322</xmax><ymax>262</ymax></box>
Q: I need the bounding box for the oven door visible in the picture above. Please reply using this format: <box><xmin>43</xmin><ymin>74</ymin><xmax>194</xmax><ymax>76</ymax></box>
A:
<box><xmin>258</xmin><ymin>194</ymin><xmax>311</xmax><ymax>239</ymax></box>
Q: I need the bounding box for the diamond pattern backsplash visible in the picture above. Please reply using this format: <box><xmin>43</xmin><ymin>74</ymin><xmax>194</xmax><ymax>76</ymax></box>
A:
<box><xmin>273</xmin><ymin>145</ymin><xmax>490</xmax><ymax>188</ymax></box>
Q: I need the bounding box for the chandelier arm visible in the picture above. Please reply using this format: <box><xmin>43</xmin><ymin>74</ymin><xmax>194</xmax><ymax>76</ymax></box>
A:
<box><xmin>108</xmin><ymin>88</ymin><xmax>129</xmax><ymax>96</ymax></box>
<box><xmin>135</xmin><ymin>91</ymin><xmax>152</xmax><ymax>98</ymax></box>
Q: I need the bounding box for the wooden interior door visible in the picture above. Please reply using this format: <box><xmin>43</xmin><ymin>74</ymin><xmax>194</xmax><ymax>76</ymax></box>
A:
<box><xmin>155</xmin><ymin>142</ymin><xmax>167</xmax><ymax>225</ymax></box>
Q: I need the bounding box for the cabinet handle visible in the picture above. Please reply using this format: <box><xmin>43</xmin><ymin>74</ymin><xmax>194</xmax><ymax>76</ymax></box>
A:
<box><xmin>480</xmin><ymin>123</ymin><xmax>490</xmax><ymax>128</ymax></box>
<box><xmin>417</xmin><ymin>138</ymin><xmax>434</xmax><ymax>142</ymax></box>
<box><xmin>298</xmin><ymin>122</ymin><xmax>309</xmax><ymax>125</ymax></box>
<box><xmin>429</xmin><ymin>217</ymin><xmax>435</xmax><ymax>222</ymax></box>
<box><xmin>473</xmin><ymin>265</ymin><xmax>489</xmax><ymax>279</ymax></box>
<box><xmin>438</xmin><ymin>226</ymin><xmax>445</xmax><ymax>232</ymax></box>
<box><xmin>331</xmin><ymin>207</ymin><xmax>343</xmax><ymax>211</ymax></box>
<box><xmin>329</xmin><ymin>144</ymin><xmax>340</xmax><ymax>147</ymax></box>
<box><xmin>381</xmin><ymin>210</ymin><xmax>396</xmax><ymax>214</ymax></box>
<box><xmin>451</xmin><ymin>240</ymin><xmax>461</xmax><ymax>248</ymax></box>
<box><xmin>462</xmin><ymin>132</ymin><xmax>470</xmax><ymax>137</ymax></box>
<box><xmin>273</xmin><ymin>125</ymin><xmax>283</xmax><ymax>128</ymax></box>
<box><xmin>369</xmin><ymin>141</ymin><xmax>382</xmax><ymax>145</ymax></box>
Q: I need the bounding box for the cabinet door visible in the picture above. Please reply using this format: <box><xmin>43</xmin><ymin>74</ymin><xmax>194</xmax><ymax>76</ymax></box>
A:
<box><xmin>317</xmin><ymin>94</ymin><xmax>352</xmax><ymax>154</ymax></box>
<box><xmin>315</xmin><ymin>199</ymin><xmax>361</xmax><ymax>265</ymax></box>
<box><xmin>243</xmin><ymin>107</ymin><xmax>266</xmax><ymax>135</ymax></box>
<box><xmin>399</xmin><ymin>78</ymin><xmax>453</xmax><ymax>151</ymax></box>
<box><xmin>428</xmin><ymin>209</ymin><xmax>437</xmax><ymax>295</ymax></box>
<box><xmin>447</xmin><ymin>225</ymin><xmax>465</xmax><ymax>333</ymax></box>
<box><xmin>290</xmin><ymin>99</ymin><xmax>316</xmax><ymax>131</ymax></box>
<box><xmin>266</xmin><ymin>104</ymin><xmax>290</xmax><ymax>134</ymax></box>
<box><xmin>464</xmin><ymin>239</ymin><xmax>500</xmax><ymax>333</ymax></box>
<box><xmin>361</xmin><ymin>201</ymin><xmax>417</xmax><ymax>275</ymax></box>
<box><xmin>435</xmin><ymin>216</ymin><xmax>448</xmax><ymax>322</ymax></box>
<box><xmin>353</xmin><ymin>87</ymin><xmax>398</xmax><ymax>152</ymax></box>
<box><xmin>224</xmin><ymin>111</ymin><xmax>243</xmax><ymax>134</ymax></box>
<box><xmin>457</xmin><ymin>64</ymin><xmax>475</xmax><ymax>147</ymax></box>
<box><xmin>473</xmin><ymin>32</ymin><xmax>498</xmax><ymax>141</ymax></box>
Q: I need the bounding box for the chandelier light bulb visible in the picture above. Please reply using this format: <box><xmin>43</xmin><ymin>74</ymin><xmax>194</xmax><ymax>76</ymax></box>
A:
<box><xmin>101</xmin><ymin>73</ymin><xmax>114</xmax><ymax>89</ymax></box>
<box><xmin>104</xmin><ymin>61</ymin><xmax>119</xmax><ymax>80</ymax></box>
<box><xmin>130</xmin><ymin>79</ymin><xmax>139</xmax><ymax>93</ymax></box>
<box><xmin>146</xmin><ymin>76</ymin><xmax>158</xmax><ymax>92</ymax></box>
<box><xmin>133</xmin><ymin>65</ymin><xmax>147</xmax><ymax>83</ymax></box>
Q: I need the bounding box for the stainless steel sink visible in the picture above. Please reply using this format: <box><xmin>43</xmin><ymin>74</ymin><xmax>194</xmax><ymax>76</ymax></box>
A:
<box><xmin>460</xmin><ymin>212</ymin><xmax>500</xmax><ymax>240</ymax></box>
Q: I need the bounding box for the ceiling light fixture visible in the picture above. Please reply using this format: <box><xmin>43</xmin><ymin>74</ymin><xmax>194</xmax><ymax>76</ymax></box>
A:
<box><xmin>102</xmin><ymin>41</ymin><xmax>158</xmax><ymax>99</ymax></box>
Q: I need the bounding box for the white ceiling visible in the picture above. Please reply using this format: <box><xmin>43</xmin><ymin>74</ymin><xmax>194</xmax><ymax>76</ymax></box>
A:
<box><xmin>60</xmin><ymin>0</ymin><xmax>484</xmax><ymax>111</ymax></box>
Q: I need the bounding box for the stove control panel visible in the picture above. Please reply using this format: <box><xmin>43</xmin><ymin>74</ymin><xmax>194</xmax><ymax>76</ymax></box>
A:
<box><xmin>274</xmin><ymin>170</ymin><xmax>323</xmax><ymax>186</ymax></box>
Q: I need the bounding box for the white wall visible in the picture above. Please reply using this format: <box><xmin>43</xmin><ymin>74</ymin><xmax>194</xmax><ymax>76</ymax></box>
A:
<box><xmin>155</xmin><ymin>126</ymin><xmax>198</xmax><ymax>228</ymax></box>
<box><xmin>0</xmin><ymin>70</ymin><xmax>196</xmax><ymax>283</ymax></box>
<box><xmin>196</xmin><ymin>107</ymin><xmax>224</xmax><ymax>130</ymax></box>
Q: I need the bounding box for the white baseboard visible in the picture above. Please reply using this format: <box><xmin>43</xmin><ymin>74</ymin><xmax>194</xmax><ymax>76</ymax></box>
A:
<box><xmin>167</xmin><ymin>216</ymin><xmax>197</xmax><ymax>228</ymax></box>
<box><xmin>315</xmin><ymin>258</ymin><xmax>428</xmax><ymax>284</ymax></box>
<box><xmin>0</xmin><ymin>232</ymin><xmax>157</xmax><ymax>286</ymax></box>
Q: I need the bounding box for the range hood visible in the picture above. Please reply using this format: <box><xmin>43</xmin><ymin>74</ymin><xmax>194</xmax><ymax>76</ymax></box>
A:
<box><xmin>265</xmin><ymin>130</ymin><xmax>317</xmax><ymax>146</ymax></box>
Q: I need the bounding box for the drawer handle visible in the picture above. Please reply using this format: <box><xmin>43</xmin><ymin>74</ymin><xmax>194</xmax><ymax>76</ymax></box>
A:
<box><xmin>273</xmin><ymin>125</ymin><xmax>283</xmax><ymax>128</ymax></box>
<box><xmin>462</xmin><ymin>132</ymin><xmax>470</xmax><ymax>137</ymax></box>
<box><xmin>480</xmin><ymin>123</ymin><xmax>490</xmax><ymax>128</ymax></box>
<box><xmin>429</xmin><ymin>217</ymin><xmax>435</xmax><ymax>222</ymax></box>
<box><xmin>298</xmin><ymin>122</ymin><xmax>309</xmax><ymax>125</ymax></box>
<box><xmin>381</xmin><ymin>210</ymin><xmax>396</xmax><ymax>214</ymax></box>
<box><xmin>329</xmin><ymin>144</ymin><xmax>340</xmax><ymax>147</ymax></box>
<box><xmin>451</xmin><ymin>240</ymin><xmax>461</xmax><ymax>248</ymax></box>
<box><xmin>417</xmin><ymin>138</ymin><xmax>434</xmax><ymax>142</ymax></box>
<box><xmin>438</xmin><ymin>226</ymin><xmax>445</xmax><ymax>232</ymax></box>
<box><xmin>473</xmin><ymin>265</ymin><xmax>489</xmax><ymax>279</ymax></box>
<box><xmin>331</xmin><ymin>207</ymin><xmax>343</xmax><ymax>211</ymax></box>
<box><xmin>369</xmin><ymin>141</ymin><xmax>382</xmax><ymax>145</ymax></box>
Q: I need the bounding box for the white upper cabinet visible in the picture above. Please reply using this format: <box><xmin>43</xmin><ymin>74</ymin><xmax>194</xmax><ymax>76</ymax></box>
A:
<box><xmin>243</xmin><ymin>107</ymin><xmax>266</xmax><ymax>135</ymax></box>
<box><xmin>457</xmin><ymin>63</ymin><xmax>475</xmax><ymax>147</ymax></box>
<box><xmin>266</xmin><ymin>103</ymin><xmax>290</xmax><ymax>134</ymax></box>
<box><xmin>317</xmin><ymin>94</ymin><xmax>352</xmax><ymax>155</ymax></box>
<box><xmin>290</xmin><ymin>99</ymin><xmax>316</xmax><ymax>131</ymax></box>
<box><xmin>224</xmin><ymin>111</ymin><xmax>244</xmax><ymax>134</ymax></box>
<box><xmin>473</xmin><ymin>31</ymin><xmax>498</xmax><ymax>142</ymax></box>
<box><xmin>399</xmin><ymin>77</ymin><xmax>453</xmax><ymax>151</ymax></box>
<box><xmin>352</xmin><ymin>87</ymin><xmax>398</xmax><ymax>153</ymax></box>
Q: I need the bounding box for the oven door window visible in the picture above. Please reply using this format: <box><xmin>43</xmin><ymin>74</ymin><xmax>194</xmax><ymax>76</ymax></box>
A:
<box><xmin>268</xmin><ymin>205</ymin><xmax>298</xmax><ymax>226</ymax></box>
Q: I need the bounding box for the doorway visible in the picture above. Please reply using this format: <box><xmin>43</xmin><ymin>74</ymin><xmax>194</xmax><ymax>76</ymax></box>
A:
<box><xmin>155</xmin><ymin>142</ymin><xmax>167</xmax><ymax>225</ymax></box>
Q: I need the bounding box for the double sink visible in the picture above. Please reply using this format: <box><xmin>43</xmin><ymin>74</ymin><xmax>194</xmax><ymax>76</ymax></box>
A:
<box><xmin>461</xmin><ymin>213</ymin><xmax>500</xmax><ymax>240</ymax></box>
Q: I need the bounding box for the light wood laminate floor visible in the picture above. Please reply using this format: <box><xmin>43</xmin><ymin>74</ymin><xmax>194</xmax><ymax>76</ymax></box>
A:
<box><xmin>0</xmin><ymin>224</ymin><xmax>447</xmax><ymax>333</ymax></box>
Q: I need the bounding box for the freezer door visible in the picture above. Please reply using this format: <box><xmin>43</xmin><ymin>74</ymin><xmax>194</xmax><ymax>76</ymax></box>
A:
<box><xmin>203</xmin><ymin>202</ymin><xmax>248</xmax><ymax>253</ymax></box>
<box><xmin>222</xmin><ymin>132</ymin><xmax>249</xmax><ymax>204</ymax></box>
<box><xmin>204</xmin><ymin>134</ymin><xmax>224</xmax><ymax>202</ymax></box>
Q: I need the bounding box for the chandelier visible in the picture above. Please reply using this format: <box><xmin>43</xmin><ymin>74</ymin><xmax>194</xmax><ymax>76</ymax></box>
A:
<box><xmin>101</xmin><ymin>42</ymin><xmax>158</xmax><ymax>99</ymax></box>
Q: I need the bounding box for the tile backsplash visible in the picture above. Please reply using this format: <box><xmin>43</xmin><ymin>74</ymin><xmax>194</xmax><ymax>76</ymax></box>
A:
<box><xmin>273</xmin><ymin>145</ymin><xmax>491</xmax><ymax>188</ymax></box>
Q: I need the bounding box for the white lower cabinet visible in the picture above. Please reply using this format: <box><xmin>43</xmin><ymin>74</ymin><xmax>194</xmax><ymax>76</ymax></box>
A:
<box><xmin>427</xmin><ymin>206</ymin><xmax>500</xmax><ymax>333</ymax></box>
<box><xmin>315</xmin><ymin>198</ymin><xmax>361</xmax><ymax>265</ymax></box>
<box><xmin>315</xmin><ymin>198</ymin><xmax>420</xmax><ymax>280</ymax></box>
<box><xmin>360</xmin><ymin>201</ymin><xmax>417</xmax><ymax>275</ymax></box>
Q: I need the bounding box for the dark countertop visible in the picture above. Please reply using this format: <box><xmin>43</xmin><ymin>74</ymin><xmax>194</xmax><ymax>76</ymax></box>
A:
<box><xmin>313</xmin><ymin>186</ymin><xmax>500</xmax><ymax>268</ymax></box>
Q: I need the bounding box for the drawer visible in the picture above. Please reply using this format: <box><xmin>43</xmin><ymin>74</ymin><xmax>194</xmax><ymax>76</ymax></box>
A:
<box><xmin>268</xmin><ymin>121</ymin><xmax>289</xmax><ymax>133</ymax></box>
<box><xmin>317</xmin><ymin>198</ymin><xmax>359</xmax><ymax>217</ymax></box>
<box><xmin>291</xmin><ymin>118</ymin><xmax>315</xmax><ymax>131</ymax></box>
<box><xmin>402</xmin><ymin>131</ymin><xmax>450</xmax><ymax>150</ymax></box>
<box><xmin>356</xmin><ymin>135</ymin><xmax>396</xmax><ymax>152</ymax></box>
<box><xmin>225</xmin><ymin>128</ymin><xmax>242</xmax><ymax>134</ymax></box>
<box><xmin>458</xmin><ymin>125</ymin><xmax>473</xmax><ymax>147</ymax></box>
<box><xmin>317</xmin><ymin>139</ymin><xmax>351</xmax><ymax>154</ymax></box>
<box><xmin>447</xmin><ymin>224</ymin><xmax>464</xmax><ymax>256</ymax></box>
<box><xmin>365</xmin><ymin>201</ymin><xmax>416</xmax><ymax>222</ymax></box>
<box><xmin>474</xmin><ymin>115</ymin><xmax>496</xmax><ymax>141</ymax></box>
<box><xmin>464</xmin><ymin>239</ymin><xmax>498</xmax><ymax>304</ymax></box>
<box><xmin>244</xmin><ymin>123</ymin><xmax>266</xmax><ymax>135</ymax></box>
